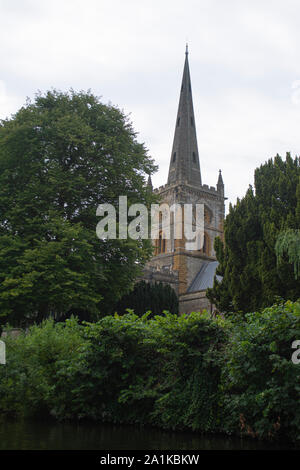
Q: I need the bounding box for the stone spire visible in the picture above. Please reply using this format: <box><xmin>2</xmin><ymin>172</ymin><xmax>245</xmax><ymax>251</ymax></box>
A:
<box><xmin>147</xmin><ymin>174</ymin><xmax>153</xmax><ymax>191</ymax></box>
<box><xmin>217</xmin><ymin>169</ymin><xmax>224</xmax><ymax>196</ymax></box>
<box><xmin>167</xmin><ymin>45</ymin><xmax>202</xmax><ymax>187</ymax></box>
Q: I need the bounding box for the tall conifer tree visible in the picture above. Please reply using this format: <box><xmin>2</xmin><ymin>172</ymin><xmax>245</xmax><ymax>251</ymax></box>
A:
<box><xmin>207</xmin><ymin>154</ymin><xmax>300</xmax><ymax>313</ymax></box>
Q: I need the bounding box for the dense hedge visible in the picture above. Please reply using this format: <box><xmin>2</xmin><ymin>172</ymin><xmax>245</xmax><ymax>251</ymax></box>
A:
<box><xmin>0</xmin><ymin>301</ymin><xmax>299</xmax><ymax>443</ymax></box>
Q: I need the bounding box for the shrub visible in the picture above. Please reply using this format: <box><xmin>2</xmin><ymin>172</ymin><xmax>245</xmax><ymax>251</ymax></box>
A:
<box><xmin>148</xmin><ymin>312</ymin><xmax>227</xmax><ymax>432</ymax></box>
<box><xmin>0</xmin><ymin>318</ymin><xmax>85</xmax><ymax>418</ymax></box>
<box><xmin>0</xmin><ymin>302</ymin><xmax>299</xmax><ymax>444</ymax></box>
<box><xmin>221</xmin><ymin>301</ymin><xmax>300</xmax><ymax>442</ymax></box>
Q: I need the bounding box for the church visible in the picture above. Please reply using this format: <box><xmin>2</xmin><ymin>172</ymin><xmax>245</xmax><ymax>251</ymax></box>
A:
<box><xmin>141</xmin><ymin>47</ymin><xmax>226</xmax><ymax>315</ymax></box>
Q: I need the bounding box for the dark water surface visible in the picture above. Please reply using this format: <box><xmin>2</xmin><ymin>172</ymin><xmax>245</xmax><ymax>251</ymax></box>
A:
<box><xmin>0</xmin><ymin>419</ymin><xmax>296</xmax><ymax>450</ymax></box>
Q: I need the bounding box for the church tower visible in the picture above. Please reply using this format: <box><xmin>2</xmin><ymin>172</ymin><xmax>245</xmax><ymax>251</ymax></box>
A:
<box><xmin>143</xmin><ymin>47</ymin><xmax>226</xmax><ymax>314</ymax></box>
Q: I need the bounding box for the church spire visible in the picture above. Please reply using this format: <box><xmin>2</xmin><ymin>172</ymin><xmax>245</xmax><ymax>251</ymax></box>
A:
<box><xmin>147</xmin><ymin>174</ymin><xmax>153</xmax><ymax>192</ymax></box>
<box><xmin>167</xmin><ymin>46</ymin><xmax>202</xmax><ymax>187</ymax></box>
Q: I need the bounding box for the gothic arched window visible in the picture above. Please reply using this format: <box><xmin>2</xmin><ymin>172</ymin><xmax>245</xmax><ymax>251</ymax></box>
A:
<box><xmin>155</xmin><ymin>231</ymin><xmax>166</xmax><ymax>255</ymax></box>
<box><xmin>199</xmin><ymin>232</ymin><xmax>210</xmax><ymax>256</ymax></box>
<box><xmin>203</xmin><ymin>233</ymin><xmax>210</xmax><ymax>255</ymax></box>
<box><xmin>158</xmin><ymin>231</ymin><xmax>166</xmax><ymax>254</ymax></box>
<box><xmin>204</xmin><ymin>206</ymin><xmax>212</xmax><ymax>224</ymax></box>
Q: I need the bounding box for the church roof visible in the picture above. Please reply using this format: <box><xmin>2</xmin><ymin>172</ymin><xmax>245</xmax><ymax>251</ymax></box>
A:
<box><xmin>187</xmin><ymin>261</ymin><xmax>222</xmax><ymax>292</ymax></box>
<box><xmin>167</xmin><ymin>45</ymin><xmax>202</xmax><ymax>187</ymax></box>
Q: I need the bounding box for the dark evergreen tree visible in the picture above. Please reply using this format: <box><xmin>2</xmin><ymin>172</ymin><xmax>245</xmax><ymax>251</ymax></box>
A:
<box><xmin>112</xmin><ymin>281</ymin><xmax>179</xmax><ymax>317</ymax></box>
<box><xmin>207</xmin><ymin>153</ymin><xmax>300</xmax><ymax>313</ymax></box>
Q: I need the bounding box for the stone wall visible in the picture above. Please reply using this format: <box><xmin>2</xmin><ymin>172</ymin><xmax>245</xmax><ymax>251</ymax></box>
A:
<box><xmin>179</xmin><ymin>290</ymin><xmax>215</xmax><ymax>315</ymax></box>
<box><xmin>137</xmin><ymin>265</ymin><xmax>179</xmax><ymax>295</ymax></box>
<box><xmin>1</xmin><ymin>328</ymin><xmax>23</xmax><ymax>339</ymax></box>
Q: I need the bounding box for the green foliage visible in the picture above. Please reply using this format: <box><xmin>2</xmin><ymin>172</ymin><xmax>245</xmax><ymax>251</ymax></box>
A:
<box><xmin>111</xmin><ymin>281</ymin><xmax>179</xmax><ymax>317</ymax></box>
<box><xmin>0</xmin><ymin>318</ymin><xmax>85</xmax><ymax>417</ymax></box>
<box><xmin>148</xmin><ymin>312</ymin><xmax>227</xmax><ymax>432</ymax></box>
<box><xmin>69</xmin><ymin>313</ymin><xmax>161</xmax><ymax>423</ymax></box>
<box><xmin>221</xmin><ymin>301</ymin><xmax>300</xmax><ymax>442</ymax></box>
<box><xmin>208</xmin><ymin>154</ymin><xmax>300</xmax><ymax>313</ymax></box>
<box><xmin>0</xmin><ymin>90</ymin><xmax>157</xmax><ymax>326</ymax></box>
<box><xmin>0</xmin><ymin>302</ymin><xmax>299</xmax><ymax>443</ymax></box>
<box><xmin>0</xmin><ymin>311</ymin><xmax>226</xmax><ymax>431</ymax></box>
<box><xmin>275</xmin><ymin>229</ymin><xmax>300</xmax><ymax>279</ymax></box>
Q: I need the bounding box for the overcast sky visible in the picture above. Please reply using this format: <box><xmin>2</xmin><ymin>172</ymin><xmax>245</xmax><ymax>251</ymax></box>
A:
<box><xmin>1</xmin><ymin>0</ymin><xmax>300</xmax><ymax>210</ymax></box>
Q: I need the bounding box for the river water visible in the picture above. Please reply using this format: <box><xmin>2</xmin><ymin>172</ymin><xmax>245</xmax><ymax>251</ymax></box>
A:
<box><xmin>0</xmin><ymin>419</ymin><xmax>295</xmax><ymax>450</ymax></box>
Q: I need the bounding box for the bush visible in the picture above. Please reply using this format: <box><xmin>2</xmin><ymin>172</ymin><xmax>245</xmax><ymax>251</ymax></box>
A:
<box><xmin>47</xmin><ymin>311</ymin><xmax>226</xmax><ymax>427</ymax></box>
<box><xmin>148</xmin><ymin>312</ymin><xmax>227</xmax><ymax>432</ymax></box>
<box><xmin>0</xmin><ymin>312</ymin><xmax>226</xmax><ymax>430</ymax></box>
<box><xmin>221</xmin><ymin>301</ymin><xmax>300</xmax><ymax>442</ymax></box>
<box><xmin>0</xmin><ymin>318</ymin><xmax>85</xmax><ymax>418</ymax></box>
<box><xmin>0</xmin><ymin>302</ymin><xmax>299</xmax><ymax>444</ymax></box>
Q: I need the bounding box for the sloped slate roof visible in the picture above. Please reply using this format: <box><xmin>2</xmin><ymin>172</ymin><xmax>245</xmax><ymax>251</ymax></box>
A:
<box><xmin>187</xmin><ymin>261</ymin><xmax>222</xmax><ymax>293</ymax></box>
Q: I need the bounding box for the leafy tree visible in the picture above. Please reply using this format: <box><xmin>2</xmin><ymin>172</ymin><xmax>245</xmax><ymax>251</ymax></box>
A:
<box><xmin>111</xmin><ymin>280</ymin><xmax>178</xmax><ymax>317</ymax></box>
<box><xmin>207</xmin><ymin>153</ymin><xmax>300</xmax><ymax>313</ymax></box>
<box><xmin>0</xmin><ymin>90</ymin><xmax>157</xmax><ymax>326</ymax></box>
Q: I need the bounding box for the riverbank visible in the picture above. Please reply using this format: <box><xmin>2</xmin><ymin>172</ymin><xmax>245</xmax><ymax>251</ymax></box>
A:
<box><xmin>0</xmin><ymin>418</ymin><xmax>296</xmax><ymax>450</ymax></box>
